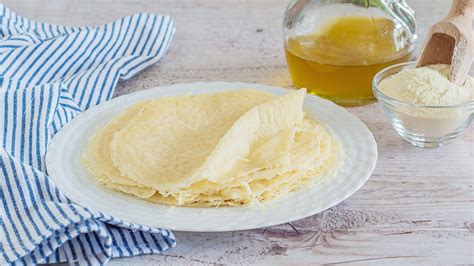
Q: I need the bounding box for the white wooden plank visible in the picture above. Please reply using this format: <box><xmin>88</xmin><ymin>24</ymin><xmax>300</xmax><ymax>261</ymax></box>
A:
<box><xmin>3</xmin><ymin>0</ymin><xmax>472</xmax><ymax>264</ymax></box>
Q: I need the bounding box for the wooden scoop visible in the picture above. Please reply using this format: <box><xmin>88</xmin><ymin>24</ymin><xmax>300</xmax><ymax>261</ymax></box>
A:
<box><xmin>417</xmin><ymin>0</ymin><xmax>474</xmax><ymax>86</ymax></box>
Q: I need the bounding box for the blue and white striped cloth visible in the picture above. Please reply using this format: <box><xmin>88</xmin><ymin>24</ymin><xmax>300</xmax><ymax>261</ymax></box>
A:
<box><xmin>0</xmin><ymin>5</ymin><xmax>176</xmax><ymax>265</ymax></box>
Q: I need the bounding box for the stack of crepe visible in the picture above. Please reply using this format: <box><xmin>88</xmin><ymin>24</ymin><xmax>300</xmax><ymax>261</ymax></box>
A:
<box><xmin>82</xmin><ymin>89</ymin><xmax>341</xmax><ymax>207</ymax></box>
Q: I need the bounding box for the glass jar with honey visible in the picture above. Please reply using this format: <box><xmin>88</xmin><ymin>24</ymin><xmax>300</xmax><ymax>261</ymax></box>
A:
<box><xmin>283</xmin><ymin>0</ymin><xmax>417</xmax><ymax>106</ymax></box>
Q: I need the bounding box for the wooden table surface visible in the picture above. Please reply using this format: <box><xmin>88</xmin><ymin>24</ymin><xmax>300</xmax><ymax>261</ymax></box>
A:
<box><xmin>4</xmin><ymin>0</ymin><xmax>473</xmax><ymax>264</ymax></box>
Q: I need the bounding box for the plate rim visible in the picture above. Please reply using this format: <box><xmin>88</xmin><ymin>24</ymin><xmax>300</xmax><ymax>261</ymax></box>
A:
<box><xmin>46</xmin><ymin>82</ymin><xmax>378</xmax><ymax>232</ymax></box>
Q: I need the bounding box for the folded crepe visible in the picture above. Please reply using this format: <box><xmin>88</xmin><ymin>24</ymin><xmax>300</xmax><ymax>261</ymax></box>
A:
<box><xmin>82</xmin><ymin>89</ymin><xmax>341</xmax><ymax>207</ymax></box>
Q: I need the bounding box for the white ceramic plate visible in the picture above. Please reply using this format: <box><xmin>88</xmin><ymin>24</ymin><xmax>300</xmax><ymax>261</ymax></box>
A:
<box><xmin>46</xmin><ymin>82</ymin><xmax>377</xmax><ymax>232</ymax></box>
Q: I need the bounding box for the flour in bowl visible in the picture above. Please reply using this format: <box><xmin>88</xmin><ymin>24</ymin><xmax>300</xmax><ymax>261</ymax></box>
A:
<box><xmin>379</xmin><ymin>64</ymin><xmax>473</xmax><ymax>106</ymax></box>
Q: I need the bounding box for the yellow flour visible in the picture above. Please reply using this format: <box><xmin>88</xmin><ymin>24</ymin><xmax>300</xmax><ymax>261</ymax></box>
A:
<box><xmin>379</xmin><ymin>64</ymin><xmax>473</xmax><ymax>106</ymax></box>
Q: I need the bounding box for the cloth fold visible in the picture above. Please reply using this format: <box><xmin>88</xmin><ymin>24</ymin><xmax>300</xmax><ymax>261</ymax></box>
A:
<box><xmin>0</xmin><ymin>5</ymin><xmax>176</xmax><ymax>265</ymax></box>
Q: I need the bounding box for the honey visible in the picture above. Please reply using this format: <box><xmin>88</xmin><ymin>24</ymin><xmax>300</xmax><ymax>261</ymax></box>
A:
<box><xmin>285</xmin><ymin>16</ymin><xmax>412</xmax><ymax>106</ymax></box>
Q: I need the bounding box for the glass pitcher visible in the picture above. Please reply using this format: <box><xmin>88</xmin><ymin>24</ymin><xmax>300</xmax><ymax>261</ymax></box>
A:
<box><xmin>283</xmin><ymin>0</ymin><xmax>417</xmax><ymax>106</ymax></box>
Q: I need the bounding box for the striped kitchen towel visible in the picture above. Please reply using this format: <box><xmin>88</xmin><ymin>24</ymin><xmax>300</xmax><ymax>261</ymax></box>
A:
<box><xmin>0</xmin><ymin>5</ymin><xmax>176</xmax><ymax>265</ymax></box>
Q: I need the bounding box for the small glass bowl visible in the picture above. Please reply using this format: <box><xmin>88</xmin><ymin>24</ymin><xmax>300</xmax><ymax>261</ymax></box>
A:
<box><xmin>372</xmin><ymin>62</ymin><xmax>473</xmax><ymax>148</ymax></box>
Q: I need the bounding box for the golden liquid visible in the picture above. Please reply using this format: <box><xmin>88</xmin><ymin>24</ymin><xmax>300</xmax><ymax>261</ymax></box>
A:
<box><xmin>285</xmin><ymin>16</ymin><xmax>412</xmax><ymax>106</ymax></box>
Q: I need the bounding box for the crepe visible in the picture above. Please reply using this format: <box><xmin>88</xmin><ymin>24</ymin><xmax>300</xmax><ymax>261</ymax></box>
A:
<box><xmin>82</xmin><ymin>89</ymin><xmax>341</xmax><ymax>207</ymax></box>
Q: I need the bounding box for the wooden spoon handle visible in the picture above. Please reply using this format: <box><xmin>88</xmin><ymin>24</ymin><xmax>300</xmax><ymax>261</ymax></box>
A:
<box><xmin>442</xmin><ymin>0</ymin><xmax>473</xmax><ymax>37</ymax></box>
<box><xmin>446</xmin><ymin>0</ymin><xmax>474</xmax><ymax>18</ymax></box>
